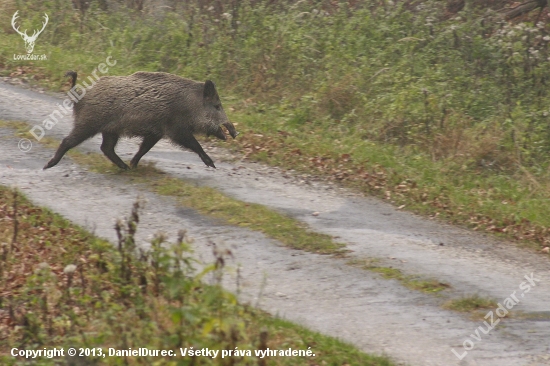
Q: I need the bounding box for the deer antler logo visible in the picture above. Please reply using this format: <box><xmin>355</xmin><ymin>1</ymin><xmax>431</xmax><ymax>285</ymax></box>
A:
<box><xmin>11</xmin><ymin>11</ymin><xmax>49</xmax><ymax>54</ymax></box>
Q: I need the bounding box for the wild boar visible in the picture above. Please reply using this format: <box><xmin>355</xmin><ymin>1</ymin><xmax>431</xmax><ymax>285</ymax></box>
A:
<box><xmin>43</xmin><ymin>71</ymin><xmax>238</xmax><ymax>170</ymax></box>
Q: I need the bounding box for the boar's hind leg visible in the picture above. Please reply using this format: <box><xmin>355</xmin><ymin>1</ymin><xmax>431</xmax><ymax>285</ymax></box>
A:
<box><xmin>43</xmin><ymin>129</ymin><xmax>95</xmax><ymax>170</ymax></box>
<box><xmin>172</xmin><ymin>133</ymin><xmax>216</xmax><ymax>168</ymax></box>
<box><xmin>130</xmin><ymin>135</ymin><xmax>161</xmax><ymax>168</ymax></box>
<box><xmin>100</xmin><ymin>132</ymin><xmax>130</xmax><ymax>170</ymax></box>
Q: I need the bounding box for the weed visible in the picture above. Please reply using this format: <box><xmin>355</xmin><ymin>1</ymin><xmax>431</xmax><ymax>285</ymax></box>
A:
<box><xmin>0</xmin><ymin>185</ymin><xmax>393</xmax><ymax>365</ymax></box>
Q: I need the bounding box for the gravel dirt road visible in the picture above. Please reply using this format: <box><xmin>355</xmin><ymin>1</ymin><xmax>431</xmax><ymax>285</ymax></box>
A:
<box><xmin>1</xmin><ymin>79</ymin><xmax>549</xmax><ymax>365</ymax></box>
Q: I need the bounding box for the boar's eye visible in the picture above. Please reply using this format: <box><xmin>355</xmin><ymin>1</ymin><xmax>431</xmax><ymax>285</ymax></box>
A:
<box><xmin>215</xmin><ymin>104</ymin><xmax>221</xmax><ymax>111</ymax></box>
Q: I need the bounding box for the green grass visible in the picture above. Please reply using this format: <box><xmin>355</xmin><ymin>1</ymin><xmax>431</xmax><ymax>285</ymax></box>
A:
<box><xmin>152</xmin><ymin>173</ymin><xmax>346</xmax><ymax>254</ymax></box>
<box><xmin>443</xmin><ymin>295</ymin><xmax>498</xmax><ymax>315</ymax></box>
<box><xmin>347</xmin><ymin>258</ymin><xmax>450</xmax><ymax>294</ymax></box>
<box><xmin>222</xmin><ymin>110</ymin><xmax>550</xmax><ymax>253</ymax></box>
<box><xmin>0</xmin><ymin>185</ymin><xmax>393</xmax><ymax>366</ymax></box>
<box><xmin>75</xmin><ymin>156</ymin><xmax>347</xmax><ymax>256</ymax></box>
<box><xmin>3</xmin><ymin>0</ymin><xmax>550</xmax><ymax>253</ymax></box>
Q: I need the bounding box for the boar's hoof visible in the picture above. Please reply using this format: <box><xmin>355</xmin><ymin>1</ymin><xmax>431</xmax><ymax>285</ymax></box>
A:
<box><xmin>115</xmin><ymin>162</ymin><xmax>130</xmax><ymax>170</ymax></box>
<box><xmin>200</xmin><ymin>154</ymin><xmax>216</xmax><ymax>169</ymax></box>
<box><xmin>223</xmin><ymin>122</ymin><xmax>239</xmax><ymax>139</ymax></box>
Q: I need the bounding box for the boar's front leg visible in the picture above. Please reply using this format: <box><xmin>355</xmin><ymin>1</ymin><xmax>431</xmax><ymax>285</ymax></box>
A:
<box><xmin>172</xmin><ymin>132</ymin><xmax>216</xmax><ymax>168</ymax></box>
<box><xmin>223</xmin><ymin>122</ymin><xmax>239</xmax><ymax>139</ymax></box>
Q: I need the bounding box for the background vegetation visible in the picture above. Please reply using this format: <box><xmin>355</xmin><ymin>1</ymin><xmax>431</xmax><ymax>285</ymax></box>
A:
<box><xmin>4</xmin><ymin>1</ymin><xmax>549</xmax><ymax>362</ymax></box>
<box><xmin>2</xmin><ymin>0</ymin><xmax>550</xmax><ymax>250</ymax></box>
<box><xmin>0</xmin><ymin>186</ymin><xmax>392</xmax><ymax>365</ymax></box>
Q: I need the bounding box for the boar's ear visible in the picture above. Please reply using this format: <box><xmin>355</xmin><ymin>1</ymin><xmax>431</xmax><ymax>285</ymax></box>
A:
<box><xmin>203</xmin><ymin>80</ymin><xmax>218</xmax><ymax>103</ymax></box>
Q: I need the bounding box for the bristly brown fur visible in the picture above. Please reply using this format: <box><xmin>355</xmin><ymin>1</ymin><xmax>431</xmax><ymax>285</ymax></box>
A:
<box><xmin>44</xmin><ymin>71</ymin><xmax>239</xmax><ymax>171</ymax></box>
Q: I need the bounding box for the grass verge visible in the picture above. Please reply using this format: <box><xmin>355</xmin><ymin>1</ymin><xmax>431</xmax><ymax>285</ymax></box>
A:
<box><xmin>75</xmin><ymin>156</ymin><xmax>346</xmax><ymax>256</ymax></box>
<box><xmin>0</xmin><ymin>185</ymin><xmax>393</xmax><ymax>365</ymax></box>
<box><xmin>2</xmin><ymin>0</ymin><xmax>550</xmax><ymax>257</ymax></box>
<box><xmin>220</xmin><ymin>108</ymin><xmax>550</xmax><ymax>255</ymax></box>
<box><xmin>443</xmin><ymin>295</ymin><xmax>499</xmax><ymax>319</ymax></box>
<box><xmin>347</xmin><ymin>258</ymin><xmax>450</xmax><ymax>294</ymax></box>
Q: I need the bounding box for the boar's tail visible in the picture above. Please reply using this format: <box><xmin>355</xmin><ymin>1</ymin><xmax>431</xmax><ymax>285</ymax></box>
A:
<box><xmin>65</xmin><ymin>71</ymin><xmax>77</xmax><ymax>88</ymax></box>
